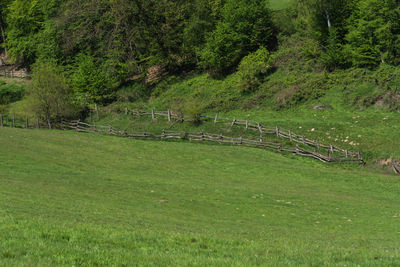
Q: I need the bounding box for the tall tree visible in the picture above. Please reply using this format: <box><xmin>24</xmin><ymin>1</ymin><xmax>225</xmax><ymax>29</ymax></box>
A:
<box><xmin>200</xmin><ymin>0</ymin><xmax>276</xmax><ymax>72</ymax></box>
<box><xmin>345</xmin><ymin>0</ymin><xmax>400</xmax><ymax>67</ymax></box>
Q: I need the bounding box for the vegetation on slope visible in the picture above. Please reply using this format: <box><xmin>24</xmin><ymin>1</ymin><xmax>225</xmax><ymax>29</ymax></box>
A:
<box><xmin>1</xmin><ymin>128</ymin><xmax>400</xmax><ymax>265</ymax></box>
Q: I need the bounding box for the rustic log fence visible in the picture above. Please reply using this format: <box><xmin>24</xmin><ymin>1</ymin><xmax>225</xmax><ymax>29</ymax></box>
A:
<box><xmin>98</xmin><ymin>108</ymin><xmax>363</xmax><ymax>163</ymax></box>
<box><xmin>0</xmin><ymin>109</ymin><xmax>364</xmax><ymax>164</ymax></box>
<box><xmin>0</xmin><ymin>115</ymin><xmax>54</xmax><ymax>129</ymax></box>
<box><xmin>393</xmin><ymin>161</ymin><xmax>400</xmax><ymax>175</ymax></box>
<box><xmin>61</xmin><ymin>119</ymin><xmax>362</xmax><ymax>164</ymax></box>
<box><xmin>0</xmin><ymin>69</ymin><xmax>29</xmax><ymax>79</ymax></box>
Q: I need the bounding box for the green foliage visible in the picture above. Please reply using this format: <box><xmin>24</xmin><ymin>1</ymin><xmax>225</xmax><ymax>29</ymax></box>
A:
<box><xmin>71</xmin><ymin>53</ymin><xmax>117</xmax><ymax>104</ymax></box>
<box><xmin>200</xmin><ymin>0</ymin><xmax>276</xmax><ymax>72</ymax></box>
<box><xmin>116</xmin><ymin>82</ymin><xmax>149</xmax><ymax>103</ymax></box>
<box><xmin>344</xmin><ymin>0</ymin><xmax>400</xmax><ymax>68</ymax></box>
<box><xmin>237</xmin><ymin>47</ymin><xmax>271</xmax><ymax>92</ymax></box>
<box><xmin>5</xmin><ymin>0</ymin><xmax>61</xmax><ymax>64</ymax></box>
<box><xmin>0</xmin><ymin>82</ymin><xmax>25</xmax><ymax>105</ymax></box>
<box><xmin>320</xmin><ymin>29</ymin><xmax>348</xmax><ymax>70</ymax></box>
<box><xmin>27</xmin><ymin>62</ymin><xmax>77</xmax><ymax>121</ymax></box>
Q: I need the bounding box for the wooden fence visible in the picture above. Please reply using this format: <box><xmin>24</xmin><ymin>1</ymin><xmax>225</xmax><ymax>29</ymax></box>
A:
<box><xmin>61</xmin><ymin>119</ymin><xmax>362</xmax><ymax>164</ymax></box>
<box><xmin>0</xmin><ymin>69</ymin><xmax>29</xmax><ymax>78</ymax></box>
<box><xmin>394</xmin><ymin>161</ymin><xmax>400</xmax><ymax>175</ymax></box>
<box><xmin>0</xmin><ymin>109</ymin><xmax>364</xmax><ymax>164</ymax></box>
<box><xmin>101</xmin><ymin>108</ymin><xmax>363</xmax><ymax>163</ymax></box>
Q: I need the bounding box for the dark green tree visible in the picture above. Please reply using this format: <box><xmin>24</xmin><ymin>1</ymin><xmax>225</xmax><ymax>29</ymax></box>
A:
<box><xmin>200</xmin><ymin>0</ymin><xmax>276</xmax><ymax>73</ymax></box>
<box><xmin>345</xmin><ymin>0</ymin><xmax>400</xmax><ymax>67</ymax></box>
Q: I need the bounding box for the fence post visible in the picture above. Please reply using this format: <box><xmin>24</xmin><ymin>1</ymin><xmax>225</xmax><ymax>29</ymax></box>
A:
<box><xmin>345</xmin><ymin>150</ymin><xmax>349</xmax><ymax>158</ymax></box>
<box><xmin>109</xmin><ymin>126</ymin><xmax>112</xmax><ymax>134</ymax></box>
<box><xmin>302</xmin><ymin>136</ymin><xmax>306</xmax><ymax>145</ymax></box>
<box><xmin>0</xmin><ymin>114</ymin><xmax>3</xmax><ymax>127</ymax></box>
<box><xmin>125</xmin><ymin>107</ymin><xmax>128</xmax><ymax>115</ymax></box>
<box><xmin>214</xmin><ymin>114</ymin><xmax>218</xmax><ymax>124</ymax></box>
<box><xmin>48</xmin><ymin>120</ymin><xmax>51</xmax><ymax>129</ymax></box>
<box><xmin>289</xmin><ymin>130</ymin><xmax>292</xmax><ymax>142</ymax></box>
<box><xmin>231</xmin><ymin>118</ymin><xmax>236</xmax><ymax>127</ymax></box>
<box><xmin>162</xmin><ymin>129</ymin><xmax>165</xmax><ymax>138</ymax></box>
<box><xmin>276</xmin><ymin>126</ymin><xmax>280</xmax><ymax>138</ymax></box>
<box><xmin>12</xmin><ymin>114</ymin><xmax>15</xmax><ymax>128</ymax></box>
<box><xmin>25</xmin><ymin>117</ymin><xmax>28</xmax><ymax>128</ymax></box>
<box><xmin>358</xmin><ymin>152</ymin><xmax>362</xmax><ymax>163</ymax></box>
<box><xmin>239</xmin><ymin>136</ymin><xmax>243</xmax><ymax>145</ymax></box>
<box><xmin>258</xmin><ymin>123</ymin><xmax>263</xmax><ymax>134</ymax></box>
<box><xmin>95</xmin><ymin>104</ymin><xmax>99</xmax><ymax>120</ymax></box>
<box><xmin>152</xmin><ymin>109</ymin><xmax>155</xmax><ymax>120</ymax></box>
<box><xmin>259</xmin><ymin>135</ymin><xmax>263</xmax><ymax>144</ymax></box>
<box><xmin>330</xmin><ymin>145</ymin><xmax>334</xmax><ymax>153</ymax></box>
<box><xmin>167</xmin><ymin>109</ymin><xmax>171</xmax><ymax>122</ymax></box>
<box><xmin>245</xmin><ymin>120</ymin><xmax>248</xmax><ymax>129</ymax></box>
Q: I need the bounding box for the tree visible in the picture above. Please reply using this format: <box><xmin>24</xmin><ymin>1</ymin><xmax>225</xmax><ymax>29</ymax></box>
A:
<box><xmin>345</xmin><ymin>0</ymin><xmax>400</xmax><ymax>67</ymax></box>
<box><xmin>200</xmin><ymin>0</ymin><xmax>276</xmax><ymax>73</ymax></box>
<box><xmin>27</xmin><ymin>62</ymin><xmax>76</xmax><ymax>123</ymax></box>
<box><xmin>5</xmin><ymin>0</ymin><xmax>62</xmax><ymax>65</ymax></box>
<box><xmin>71</xmin><ymin>53</ymin><xmax>117</xmax><ymax>104</ymax></box>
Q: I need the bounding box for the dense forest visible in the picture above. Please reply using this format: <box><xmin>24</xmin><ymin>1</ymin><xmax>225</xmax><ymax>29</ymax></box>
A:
<box><xmin>1</xmin><ymin>0</ymin><xmax>400</xmax><ymax>120</ymax></box>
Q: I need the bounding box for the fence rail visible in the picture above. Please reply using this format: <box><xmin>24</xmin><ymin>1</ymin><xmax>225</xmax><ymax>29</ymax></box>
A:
<box><xmin>104</xmin><ymin>108</ymin><xmax>363</xmax><ymax>163</ymax></box>
<box><xmin>393</xmin><ymin>161</ymin><xmax>400</xmax><ymax>175</ymax></box>
<box><xmin>61</xmin><ymin>119</ymin><xmax>362</xmax><ymax>164</ymax></box>
<box><xmin>0</xmin><ymin>109</ymin><xmax>364</xmax><ymax>164</ymax></box>
<box><xmin>0</xmin><ymin>69</ymin><xmax>29</xmax><ymax>78</ymax></box>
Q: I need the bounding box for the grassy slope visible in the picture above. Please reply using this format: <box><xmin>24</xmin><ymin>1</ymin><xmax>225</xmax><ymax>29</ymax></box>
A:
<box><xmin>1</xmin><ymin>128</ymin><xmax>400</xmax><ymax>265</ymax></box>
<box><xmin>269</xmin><ymin>0</ymin><xmax>291</xmax><ymax>10</ymax></box>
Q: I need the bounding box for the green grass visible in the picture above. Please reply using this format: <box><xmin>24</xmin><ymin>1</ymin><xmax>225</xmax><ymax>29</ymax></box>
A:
<box><xmin>269</xmin><ymin>0</ymin><xmax>291</xmax><ymax>10</ymax></box>
<box><xmin>1</xmin><ymin>127</ymin><xmax>400</xmax><ymax>265</ymax></box>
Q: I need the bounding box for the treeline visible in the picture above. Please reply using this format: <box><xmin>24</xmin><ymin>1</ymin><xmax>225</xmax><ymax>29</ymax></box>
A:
<box><xmin>0</xmin><ymin>0</ymin><xmax>400</xmax><ymax>119</ymax></box>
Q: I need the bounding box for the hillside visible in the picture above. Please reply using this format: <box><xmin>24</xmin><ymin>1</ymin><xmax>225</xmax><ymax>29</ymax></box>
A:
<box><xmin>1</xmin><ymin>128</ymin><xmax>400</xmax><ymax>265</ymax></box>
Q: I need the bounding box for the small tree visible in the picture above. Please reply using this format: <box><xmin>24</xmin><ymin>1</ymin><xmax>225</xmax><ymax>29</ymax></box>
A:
<box><xmin>27</xmin><ymin>63</ymin><xmax>76</xmax><ymax>123</ymax></box>
<box><xmin>238</xmin><ymin>47</ymin><xmax>271</xmax><ymax>92</ymax></box>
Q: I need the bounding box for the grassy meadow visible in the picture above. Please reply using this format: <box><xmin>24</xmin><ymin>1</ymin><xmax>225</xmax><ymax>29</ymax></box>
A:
<box><xmin>1</xmin><ymin>127</ymin><xmax>400</xmax><ymax>265</ymax></box>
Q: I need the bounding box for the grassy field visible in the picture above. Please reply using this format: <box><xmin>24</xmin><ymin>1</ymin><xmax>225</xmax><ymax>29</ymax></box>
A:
<box><xmin>1</xmin><ymin>127</ymin><xmax>400</xmax><ymax>265</ymax></box>
<box><xmin>270</xmin><ymin>0</ymin><xmax>290</xmax><ymax>10</ymax></box>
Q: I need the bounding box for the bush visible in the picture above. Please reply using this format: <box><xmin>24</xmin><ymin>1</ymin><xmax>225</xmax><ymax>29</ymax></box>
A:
<box><xmin>237</xmin><ymin>47</ymin><xmax>271</xmax><ymax>92</ymax></box>
<box><xmin>27</xmin><ymin>62</ymin><xmax>78</xmax><ymax>122</ymax></box>
<box><xmin>71</xmin><ymin>53</ymin><xmax>118</xmax><ymax>105</ymax></box>
<box><xmin>0</xmin><ymin>83</ymin><xmax>26</xmax><ymax>105</ymax></box>
<box><xmin>116</xmin><ymin>82</ymin><xmax>150</xmax><ymax>103</ymax></box>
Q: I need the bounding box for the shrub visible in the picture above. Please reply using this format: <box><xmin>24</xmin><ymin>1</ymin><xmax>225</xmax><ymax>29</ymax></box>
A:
<box><xmin>116</xmin><ymin>82</ymin><xmax>150</xmax><ymax>103</ymax></box>
<box><xmin>237</xmin><ymin>47</ymin><xmax>271</xmax><ymax>92</ymax></box>
<box><xmin>26</xmin><ymin>62</ymin><xmax>78</xmax><ymax>122</ymax></box>
<box><xmin>71</xmin><ymin>53</ymin><xmax>118</xmax><ymax>105</ymax></box>
<box><xmin>0</xmin><ymin>83</ymin><xmax>26</xmax><ymax>105</ymax></box>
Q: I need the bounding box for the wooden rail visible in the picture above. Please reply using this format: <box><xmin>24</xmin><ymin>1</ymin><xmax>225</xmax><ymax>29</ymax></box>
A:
<box><xmin>61</xmin><ymin>119</ymin><xmax>362</xmax><ymax>164</ymax></box>
<box><xmin>393</xmin><ymin>161</ymin><xmax>400</xmax><ymax>175</ymax></box>
<box><xmin>101</xmin><ymin>108</ymin><xmax>363</xmax><ymax>163</ymax></box>
<box><xmin>0</xmin><ymin>111</ymin><xmax>364</xmax><ymax>164</ymax></box>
